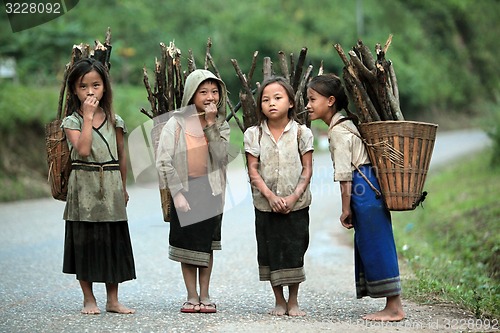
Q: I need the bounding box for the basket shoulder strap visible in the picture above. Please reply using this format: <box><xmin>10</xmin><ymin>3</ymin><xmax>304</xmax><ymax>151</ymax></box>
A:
<box><xmin>351</xmin><ymin>162</ymin><xmax>381</xmax><ymax>198</ymax></box>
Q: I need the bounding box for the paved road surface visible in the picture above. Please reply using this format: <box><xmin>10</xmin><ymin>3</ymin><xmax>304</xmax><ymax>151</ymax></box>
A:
<box><xmin>0</xmin><ymin>129</ymin><xmax>492</xmax><ymax>332</ymax></box>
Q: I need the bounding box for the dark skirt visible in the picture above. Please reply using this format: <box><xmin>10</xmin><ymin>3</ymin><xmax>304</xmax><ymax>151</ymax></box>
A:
<box><xmin>255</xmin><ymin>207</ymin><xmax>309</xmax><ymax>286</ymax></box>
<box><xmin>168</xmin><ymin>175</ymin><xmax>223</xmax><ymax>267</ymax></box>
<box><xmin>351</xmin><ymin>164</ymin><xmax>401</xmax><ymax>298</ymax></box>
<box><xmin>63</xmin><ymin>220</ymin><xmax>136</xmax><ymax>283</ymax></box>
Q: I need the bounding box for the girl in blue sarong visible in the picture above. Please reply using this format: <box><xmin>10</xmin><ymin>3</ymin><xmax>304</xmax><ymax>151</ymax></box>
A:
<box><xmin>306</xmin><ymin>73</ymin><xmax>405</xmax><ymax>321</ymax></box>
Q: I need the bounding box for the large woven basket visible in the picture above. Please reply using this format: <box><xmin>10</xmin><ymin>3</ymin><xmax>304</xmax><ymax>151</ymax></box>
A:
<box><xmin>45</xmin><ymin>119</ymin><xmax>71</xmax><ymax>201</ymax></box>
<box><xmin>358</xmin><ymin>121</ymin><xmax>438</xmax><ymax>211</ymax></box>
<box><xmin>151</xmin><ymin>120</ymin><xmax>172</xmax><ymax>222</ymax></box>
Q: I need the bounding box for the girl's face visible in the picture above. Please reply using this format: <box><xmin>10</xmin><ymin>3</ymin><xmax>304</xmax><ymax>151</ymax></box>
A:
<box><xmin>306</xmin><ymin>87</ymin><xmax>335</xmax><ymax>122</ymax></box>
<box><xmin>193</xmin><ymin>81</ymin><xmax>220</xmax><ymax>113</ymax></box>
<box><xmin>74</xmin><ymin>70</ymin><xmax>105</xmax><ymax>104</ymax></box>
<box><xmin>260</xmin><ymin>82</ymin><xmax>293</xmax><ymax>121</ymax></box>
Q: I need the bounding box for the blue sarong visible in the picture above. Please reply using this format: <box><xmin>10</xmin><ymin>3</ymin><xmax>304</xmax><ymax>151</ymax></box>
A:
<box><xmin>351</xmin><ymin>164</ymin><xmax>401</xmax><ymax>298</ymax></box>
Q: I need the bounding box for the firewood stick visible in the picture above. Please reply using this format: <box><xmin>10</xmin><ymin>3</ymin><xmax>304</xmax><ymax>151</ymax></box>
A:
<box><xmin>348</xmin><ymin>50</ymin><xmax>376</xmax><ymax>83</ymax></box>
<box><xmin>376</xmin><ymin>62</ymin><xmax>393</xmax><ymax>120</ymax></box>
<box><xmin>294</xmin><ymin>64</ymin><xmax>313</xmax><ymax>102</ymax></box>
<box><xmin>387</xmin><ymin>60</ymin><xmax>400</xmax><ymax>106</ymax></box>
<box><xmin>143</xmin><ymin>67</ymin><xmax>157</xmax><ymax>117</ymax></box>
<box><xmin>289</xmin><ymin>53</ymin><xmax>295</xmax><ymax>84</ymax></box>
<box><xmin>345</xmin><ymin>66</ymin><xmax>380</xmax><ymax>122</ymax></box>
<box><xmin>383</xmin><ymin>34</ymin><xmax>393</xmax><ymax>54</ymax></box>
<box><xmin>103</xmin><ymin>27</ymin><xmax>112</xmax><ymax>69</ymax></box>
<box><xmin>93</xmin><ymin>40</ymin><xmax>107</xmax><ymax>67</ymax></box>
<box><xmin>343</xmin><ymin>68</ymin><xmax>374</xmax><ymax>123</ymax></box>
<box><xmin>263</xmin><ymin>57</ymin><xmax>272</xmax><ymax>81</ymax></box>
<box><xmin>294</xmin><ymin>64</ymin><xmax>313</xmax><ymax>125</ymax></box>
<box><xmin>277</xmin><ymin>51</ymin><xmax>290</xmax><ymax>82</ymax></box>
<box><xmin>355</xmin><ymin>39</ymin><xmax>376</xmax><ymax>71</ymax></box>
<box><xmin>163</xmin><ymin>43</ymin><xmax>174</xmax><ymax>113</ymax></box>
<box><xmin>225</xmin><ymin>99</ymin><xmax>245</xmax><ymax>132</ymax></box>
<box><xmin>154</xmin><ymin>57</ymin><xmax>167</xmax><ymax>114</ymax></box>
<box><xmin>57</xmin><ymin>65</ymin><xmax>69</xmax><ymax>119</ymax></box>
<box><xmin>239</xmin><ymin>91</ymin><xmax>258</xmax><ymax>128</ymax></box>
<box><xmin>230</xmin><ymin>58</ymin><xmax>257</xmax><ymax>128</ymax></box>
<box><xmin>205</xmin><ymin>38</ymin><xmax>212</xmax><ymax>70</ymax></box>
<box><xmin>231</xmin><ymin>58</ymin><xmax>258</xmax><ymax>129</ymax></box>
<box><xmin>206</xmin><ymin>51</ymin><xmax>222</xmax><ymax>81</ymax></box>
<box><xmin>386</xmin><ymin>84</ymin><xmax>404</xmax><ymax>120</ymax></box>
<box><xmin>166</xmin><ymin>42</ymin><xmax>183</xmax><ymax>109</ymax></box>
<box><xmin>292</xmin><ymin>47</ymin><xmax>307</xmax><ymax>92</ymax></box>
<box><xmin>247</xmin><ymin>51</ymin><xmax>258</xmax><ymax>83</ymax></box>
<box><xmin>318</xmin><ymin>60</ymin><xmax>324</xmax><ymax>76</ymax></box>
<box><xmin>187</xmin><ymin>49</ymin><xmax>197</xmax><ymax>73</ymax></box>
<box><xmin>336</xmin><ymin>43</ymin><xmax>379</xmax><ymax>121</ymax></box>
<box><xmin>333</xmin><ymin>43</ymin><xmax>350</xmax><ymax>67</ymax></box>
<box><xmin>140</xmin><ymin>107</ymin><xmax>153</xmax><ymax>120</ymax></box>
<box><xmin>174</xmin><ymin>51</ymin><xmax>183</xmax><ymax>109</ymax></box>
<box><xmin>231</xmin><ymin>59</ymin><xmax>254</xmax><ymax>98</ymax></box>
<box><xmin>81</xmin><ymin>43</ymin><xmax>90</xmax><ymax>59</ymax></box>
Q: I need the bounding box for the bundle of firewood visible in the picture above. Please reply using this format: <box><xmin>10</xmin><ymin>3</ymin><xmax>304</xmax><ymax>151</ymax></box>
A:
<box><xmin>47</xmin><ymin>28</ymin><xmax>112</xmax><ymax>201</ymax></box>
<box><xmin>334</xmin><ymin>34</ymin><xmax>405</xmax><ymax>123</ymax></box>
<box><xmin>140</xmin><ymin>38</ymin><xmax>245</xmax><ymax>130</ymax></box>
<box><xmin>57</xmin><ymin>28</ymin><xmax>112</xmax><ymax>119</ymax></box>
<box><xmin>230</xmin><ymin>47</ymin><xmax>318</xmax><ymax>130</ymax></box>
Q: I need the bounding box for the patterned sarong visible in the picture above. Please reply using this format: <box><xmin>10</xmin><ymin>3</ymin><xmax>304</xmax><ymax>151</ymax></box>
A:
<box><xmin>255</xmin><ymin>207</ymin><xmax>309</xmax><ymax>286</ymax></box>
<box><xmin>351</xmin><ymin>164</ymin><xmax>401</xmax><ymax>298</ymax></box>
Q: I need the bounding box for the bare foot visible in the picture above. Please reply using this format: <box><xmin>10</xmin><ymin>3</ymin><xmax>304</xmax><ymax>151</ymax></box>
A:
<box><xmin>81</xmin><ymin>301</ymin><xmax>100</xmax><ymax>315</ymax></box>
<box><xmin>106</xmin><ymin>302</ymin><xmax>135</xmax><ymax>314</ymax></box>
<box><xmin>362</xmin><ymin>308</ymin><xmax>405</xmax><ymax>322</ymax></box>
<box><xmin>268</xmin><ymin>303</ymin><xmax>287</xmax><ymax>316</ymax></box>
<box><xmin>287</xmin><ymin>304</ymin><xmax>306</xmax><ymax>317</ymax></box>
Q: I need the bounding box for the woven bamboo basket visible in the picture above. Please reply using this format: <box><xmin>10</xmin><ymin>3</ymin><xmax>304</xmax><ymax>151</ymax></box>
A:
<box><xmin>151</xmin><ymin>120</ymin><xmax>172</xmax><ymax>222</ymax></box>
<box><xmin>358</xmin><ymin>120</ymin><xmax>438</xmax><ymax>211</ymax></box>
<box><xmin>45</xmin><ymin>119</ymin><xmax>71</xmax><ymax>201</ymax></box>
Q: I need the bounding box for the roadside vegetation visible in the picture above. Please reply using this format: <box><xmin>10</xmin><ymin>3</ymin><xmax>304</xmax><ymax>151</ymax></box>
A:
<box><xmin>393</xmin><ymin>147</ymin><xmax>500</xmax><ymax>319</ymax></box>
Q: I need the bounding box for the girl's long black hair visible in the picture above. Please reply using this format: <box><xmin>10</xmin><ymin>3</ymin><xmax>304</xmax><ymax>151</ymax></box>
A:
<box><xmin>66</xmin><ymin>58</ymin><xmax>115</xmax><ymax>125</ymax></box>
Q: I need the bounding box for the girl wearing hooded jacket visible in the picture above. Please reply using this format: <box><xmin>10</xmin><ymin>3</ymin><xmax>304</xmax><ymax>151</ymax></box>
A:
<box><xmin>156</xmin><ymin>69</ymin><xmax>230</xmax><ymax>314</ymax></box>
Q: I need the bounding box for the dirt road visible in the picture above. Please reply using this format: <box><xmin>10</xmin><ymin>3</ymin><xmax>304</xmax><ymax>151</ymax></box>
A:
<box><xmin>0</xmin><ymin>129</ymin><xmax>495</xmax><ymax>332</ymax></box>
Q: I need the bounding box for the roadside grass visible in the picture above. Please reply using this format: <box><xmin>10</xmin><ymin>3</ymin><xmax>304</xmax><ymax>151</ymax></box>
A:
<box><xmin>392</xmin><ymin>148</ymin><xmax>500</xmax><ymax>319</ymax></box>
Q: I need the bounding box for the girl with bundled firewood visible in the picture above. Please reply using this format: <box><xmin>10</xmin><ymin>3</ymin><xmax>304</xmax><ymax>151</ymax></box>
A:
<box><xmin>244</xmin><ymin>77</ymin><xmax>314</xmax><ymax>316</ymax></box>
<box><xmin>155</xmin><ymin>69</ymin><xmax>230</xmax><ymax>314</ymax></box>
<box><xmin>305</xmin><ymin>73</ymin><xmax>404</xmax><ymax>321</ymax></box>
<box><xmin>61</xmin><ymin>58</ymin><xmax>136</xmax><ymax>315</ymax></box>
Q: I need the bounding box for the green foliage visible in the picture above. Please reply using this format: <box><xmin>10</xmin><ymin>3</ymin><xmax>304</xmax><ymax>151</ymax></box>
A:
<box><xmin>0</xmin><ymin>83</ymin><xmax>59</xmax><ymax>131</ymax></box>
<box><xmin>1</xmin><ymin>0</ymin><xmax>499</xmax><ymax>117</ymax></box>
<box><xmin>482</xmin><ymin>100</ymin><xmax>500</xmax><ymax>166</ymax></box>
<box><xmin>393</xmin><ymin>149</ymin><xmax>500</xmax><ymax>319</ymax></box>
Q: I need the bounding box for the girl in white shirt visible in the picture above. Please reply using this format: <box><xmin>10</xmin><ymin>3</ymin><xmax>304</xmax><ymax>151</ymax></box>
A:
<box><xmin>244</xmin><ymin>77</ymin><xmax>314</xmax><ymax>316</ymax></box>
<box><xmin>306</xmin><ymin>73</ymin><xmax>405</xmax><ymax>322</ymax></box>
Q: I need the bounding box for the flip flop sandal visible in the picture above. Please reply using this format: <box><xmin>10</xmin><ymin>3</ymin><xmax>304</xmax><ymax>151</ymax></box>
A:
<box><xmin>180</xmin><ymin>301</ymin><xmax>200</xmax><ymax>313</ymax></box>
<box><xmin>199</xmin><ymin>302</ymin><xmax>217</xmax><ymax>313</ymax></box>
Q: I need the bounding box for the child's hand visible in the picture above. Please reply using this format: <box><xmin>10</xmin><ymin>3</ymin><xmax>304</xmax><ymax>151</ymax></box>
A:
<box><xmin>82</xmin><ymin>95</ymin><xmax>100</xmax><ymax>120</ymax></box>
<box><xmin>173</xmin><ymin>192</ymin><xmax>191</xmax><ymax>213</ymax></box>
<box><xmin>340</xmin><ymin>210</ymin><xmax>353</xmax><ymax>229</ymax></box>
<box><xmin>281</xmin><ymin>195</ymin><xmax>299</xmax><ymax>214</ymax></box>
<box><xmin>268</xmin><ymin>194</ymin><xmax>288</xmax><ymax>214</ymax></box>
<box><xmin>204</xmin><ymin>102</ymin><xmax>217</xmax><ymax>127</ymax></box>
<box><xmin>124</xmin><ymin>190</ymin><xmax>129</xmax><ymax>206</ymax></box>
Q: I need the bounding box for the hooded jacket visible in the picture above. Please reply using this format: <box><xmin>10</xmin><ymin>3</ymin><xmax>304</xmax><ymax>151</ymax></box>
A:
<box><xmin>155</xmin><ymin>69</ymin><xmax>230</xmax><ymax>198</ymax></box>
